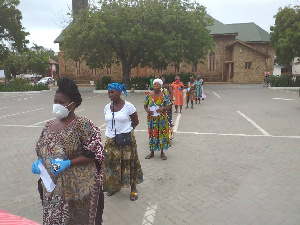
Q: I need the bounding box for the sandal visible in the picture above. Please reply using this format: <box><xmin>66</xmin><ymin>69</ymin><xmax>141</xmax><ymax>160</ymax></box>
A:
<box><xmin>106</xmin><ymin>190</ymin><xmax>120</xmax><ymax>196</ymax></box>
<box><xmin>130</xmin><ymin>192</ymin><xmax>138</xmax><ymax>201</ymax></box>
<box><xmin>145</xmin><ymin>153</ymin><xmax>154</xmax><ymax>159</ymax></box>
<box><xmin>161</xmin><ymin>153</ymin><xmax>167</xmax><ymax>160</ymax></box>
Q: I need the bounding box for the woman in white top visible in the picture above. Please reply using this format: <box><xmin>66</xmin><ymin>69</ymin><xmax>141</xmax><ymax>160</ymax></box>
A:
<box><xmin>102</xmin><ymin>83</ymin><xmax>143</xmax><ymax>201</ymax></box>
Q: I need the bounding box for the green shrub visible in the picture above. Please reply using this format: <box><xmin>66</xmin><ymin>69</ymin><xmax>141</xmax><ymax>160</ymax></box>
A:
<box><xmin>268</xmin><ymin>74</ymin><xmax>300</xmax><ymax>87</ymax></box>
<box><xmin>95</xmin><ymin>81</ymin><xmax>102</xmax><ymax>90</ymax></box>
<box><xmin>101</xmin><ymin>76</ymin><xmax>111</xmax><ymax>89</ymax></box>
<box><xmin>0</xmin><ymin>78</ymin><xmax>50</xmax><ymax>92</ymax></box>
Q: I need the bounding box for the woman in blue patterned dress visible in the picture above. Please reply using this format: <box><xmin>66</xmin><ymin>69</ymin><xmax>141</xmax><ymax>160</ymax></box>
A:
<box><xmin>195</xmin><ymin>75</ymin><xmax>203</xmax><ymax>104</ymax></box>
<box><xmin>144</xmin><ymin>79</ymin><xmax>171</xmax><ymax>160</ymax></box>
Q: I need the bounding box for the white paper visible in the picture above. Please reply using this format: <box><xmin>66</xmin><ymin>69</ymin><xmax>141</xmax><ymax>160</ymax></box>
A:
<box><xmin>38</xmin><ymin>163</ymin><xmax>56</xmax><ymax>192</ymax></box>
<box><xmin>149</xmin><ymin>106</ymin><xmax>160</xmax><ymax>117</ymax></box>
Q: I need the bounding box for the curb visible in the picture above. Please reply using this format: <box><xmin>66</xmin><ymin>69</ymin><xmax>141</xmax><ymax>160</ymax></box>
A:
<box><xmin>268</xmin><ymin>87</ymin><xmax>300</xmax><ymax>90</ymax></box>
<box><xmin>0</xmin><ymin>89</ymin><xmax>53</xmax><ymax>94</ymax></box>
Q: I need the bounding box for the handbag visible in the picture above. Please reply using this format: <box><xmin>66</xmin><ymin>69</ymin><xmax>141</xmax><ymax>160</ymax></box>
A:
<box><xmin>112</xmin><ymin>103</ymin><xmax>132</xmax><ymax>146</ymax></box>
<box><xmin>115</xmin><ymin>132</ymin><xmax>132</xmax><ymax>146</ymax></box>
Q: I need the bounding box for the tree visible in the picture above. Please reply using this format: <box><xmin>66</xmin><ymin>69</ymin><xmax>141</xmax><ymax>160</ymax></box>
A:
<box><xmin>62</xmin><ymin>0</ymin><xmax>214</xmax><ymax>88</ymax></box>
<box><xmin>270</xmin><ymin>5</ymin><xmax>300</xmax><ymax>66</ymax></box>
<box><xmin>27</xmin><ymin>44</ymin><xmax>58</xmax><ymax>75</ymax></box>
<box><xmin>4</xmin><ymin>45</ymin><xmax>57</xmax><ymax>77</ymax></box>
<box><xmin>4</xmin><ymin>51</ymin><xmax>28</xmax><ymax>77</ymax></box>
<box><xmin>0</xmin><ymin>0</ymin><xmax>29</xmax><ymax>60</ymax></box>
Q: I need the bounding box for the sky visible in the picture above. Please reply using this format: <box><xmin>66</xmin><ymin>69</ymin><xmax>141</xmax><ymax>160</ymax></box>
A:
<box><xmin>17</xmin><ymin>0</ymin><xmax>299</xmax><ymax>53</ymax></box>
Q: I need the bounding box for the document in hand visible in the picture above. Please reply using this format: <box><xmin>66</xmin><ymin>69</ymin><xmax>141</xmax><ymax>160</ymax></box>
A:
<box><xmin>149</xmin><ymin>106</ymin><xmax>160</xmax><ymax>117</ymax></box>
<box><xmin>38</xmin><ymin>162</ymin><xmax>56</xmax><ymax>192</ymax></box>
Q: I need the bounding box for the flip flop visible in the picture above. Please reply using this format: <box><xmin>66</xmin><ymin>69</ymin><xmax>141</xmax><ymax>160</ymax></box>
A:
<box><xmin>130</xmin><ymin>192</ymin><xmax>138</xmax><ymax>201</ymax></box>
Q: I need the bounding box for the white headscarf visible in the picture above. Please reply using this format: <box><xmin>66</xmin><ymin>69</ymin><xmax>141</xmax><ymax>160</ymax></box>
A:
<box><xmin>153</xmin><ymin>78</ymin><xmax>163</xmax><ymax>86</ymax></box>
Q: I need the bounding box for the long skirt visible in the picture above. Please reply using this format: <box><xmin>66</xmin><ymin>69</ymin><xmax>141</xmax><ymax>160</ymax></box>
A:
<box><xmin>103</xmin><ymin>131</ymin><xmax>143</xmax><ymax>192</ymax></box>
<box><xmin>40</xmin><ymin>181</ymin><xmax>104</xmax><ymax>225</ymax></box>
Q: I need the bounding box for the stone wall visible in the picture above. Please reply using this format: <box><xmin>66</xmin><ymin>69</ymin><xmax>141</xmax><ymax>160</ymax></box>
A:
<box><xmin>232</xmin><ymin>42</ymin><xmax>267</xmax><ymax>83</ymax></box>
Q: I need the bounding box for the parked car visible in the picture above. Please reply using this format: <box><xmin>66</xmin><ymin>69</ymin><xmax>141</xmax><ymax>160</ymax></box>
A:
<box><xmin>38</xmin><ymin>77</ymin><xmax>55</xmax><ymax>85</ymax></box>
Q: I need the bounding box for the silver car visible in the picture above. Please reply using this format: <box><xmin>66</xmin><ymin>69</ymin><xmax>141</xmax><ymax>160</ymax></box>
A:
<box><xmin>38</xmin><ymin>77</ymin><xmax>55</xmax><ymax>85</ymax></box>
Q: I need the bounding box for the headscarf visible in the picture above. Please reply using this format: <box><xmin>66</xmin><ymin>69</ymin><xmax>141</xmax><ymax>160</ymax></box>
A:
<box><xmin>108</xmin><ymin>82</ymin><xmax>129</xmax><ymax>96</ymax></box>
<box><xmin>153</xmin><ymin>78</ymin><xmax>163</xmax><ymax>86</ymax></box>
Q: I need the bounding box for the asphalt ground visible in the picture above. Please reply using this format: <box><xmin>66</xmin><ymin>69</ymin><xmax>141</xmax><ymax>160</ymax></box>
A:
<box><xmin>0</xmin><ymin>84</ymin><xmax>300</xmax><ymax>225</ymax></box>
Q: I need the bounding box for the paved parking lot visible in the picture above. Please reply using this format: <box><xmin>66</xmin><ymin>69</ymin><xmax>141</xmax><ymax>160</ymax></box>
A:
<box><xmin>0</xmin><ymin>84</ymin><xmax>300</xmax><ymax>225</ymax></box>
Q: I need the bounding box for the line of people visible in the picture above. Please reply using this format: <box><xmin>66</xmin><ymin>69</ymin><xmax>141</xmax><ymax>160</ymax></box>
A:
<box><xmin>30</xmin><ymin>76</ymin><xmax>206</xmax><ymax>224</ymax></box>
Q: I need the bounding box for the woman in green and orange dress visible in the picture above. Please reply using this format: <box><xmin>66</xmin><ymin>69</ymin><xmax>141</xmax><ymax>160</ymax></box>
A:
<box><xmin>144</xmin><ymin>78</ymin><xmax>171</xmax><ymax>160</ymax></box>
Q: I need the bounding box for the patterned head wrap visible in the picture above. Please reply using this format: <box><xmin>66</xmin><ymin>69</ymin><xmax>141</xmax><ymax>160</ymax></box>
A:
<box><xmin>153</xmin><ymin>78</ymin><xmax>163</xmax><ymax>86</ymax></box>
<box><xmin>108</xmin><ymin>82</ymin><xmax>129</xmax><ymax>96</ymax></box>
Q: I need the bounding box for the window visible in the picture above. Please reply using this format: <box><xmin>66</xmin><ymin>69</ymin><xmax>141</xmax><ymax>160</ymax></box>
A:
<box><xmin>245</xmin><ymin>62</ymin><xmax>251</xmax><ymax>69</ymax></box>
<box><xmin>192</xmin><ymin>64</ymin><xmax>198</xmax><ymax>72</ymax></box>
<box><xmin>76</xmin><ymin>61</ymin><xmax>81</xmax><ymax>75</ymax></box>
<box><xmin>106</xmin><ymin>66</ymin><xmax>111</xmax><ymax>75</ymax></box>
<box><xmin>91</xmin><ymin>68</ymin><xmax>97</xmax><ymax>76</ymax></box>
<box><xmin>209</xmin><ymin>52</ymin><xmax>215</xmax><ymax>72</ymax></box>
<box><xmin>156</xmin><ymin>69</ymin><xmax>163</xmax><ymax>74</ymax></box>
<box><xmin>174</xmin><ymin>65</ymin><xmax>180</xmax><ymax>73</ymax></box>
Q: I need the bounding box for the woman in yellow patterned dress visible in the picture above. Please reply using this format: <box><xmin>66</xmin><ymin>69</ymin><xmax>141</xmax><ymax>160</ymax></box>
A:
<box><xmin>31</xmin><ymin>78</ymin><xmax>105</xmax><ymax>225</ymax></box>
<box><xmin>144</xmin><ymin>79</ymin><xmax>171</xmax><ymax>160</ymax></box>
<box><xmin>186</xmin><ymin>76</ymin><xmax>196</xmax><ymax>109</ymax></box>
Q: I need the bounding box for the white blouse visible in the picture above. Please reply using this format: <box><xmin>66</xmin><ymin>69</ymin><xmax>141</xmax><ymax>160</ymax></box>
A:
<box><xmin>104</xmin><ymin>101</ymin><xmax>136</xmax><ymax>138</ymax></box>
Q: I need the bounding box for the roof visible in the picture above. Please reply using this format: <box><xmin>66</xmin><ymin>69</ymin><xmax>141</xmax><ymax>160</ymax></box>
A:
<box><xmin>208</xmin><ymin>17</ymin><xmax>237</xmax><ymax>35</ymax></box>
<box><xmin>54</xmin><ymin>19</ymin><xmax>270</xmax><ymax>44</ymax></box>
<box><xmin>54</xmin><ymin>25</ymin><xmax>70</xmax><ymax>43</ymax></box>
<box><xmin>225</xmin><ymin>23</ymin><xmax>270</xmax><ymax>42</ymax></box>
<box><xmin>54</xmin><ymin>32</ymin><xmax>64</xmax><ymax>43</ymax></box>
<box><xmin>49</xmin><ymin>58</ymin><xmax>58</xmax><ymax>64</ymax></box>
<box><xmin>226</xmin><ymin>40</ymin><xmax>270</xmax><ymax>58</ymax></box>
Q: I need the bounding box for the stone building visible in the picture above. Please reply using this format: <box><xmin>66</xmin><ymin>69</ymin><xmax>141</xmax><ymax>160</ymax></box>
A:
<box><xmin>54</xmin><ymin>2</ymin><xmax>274</xmax><ymax>84</ymax></box>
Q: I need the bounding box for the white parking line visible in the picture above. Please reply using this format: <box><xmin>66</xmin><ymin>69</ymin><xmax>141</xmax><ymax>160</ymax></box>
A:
<box><xmin>272</xmin><ymin>98</ymin><xmax>294</xmax><ymax>101</ymax></box>
<box><xmin>142</xmin><ymin>202</ymin><xmax>157</xmax><ymax>225</ymax></box>
<box><xmin>0</xmin><ymin>124</ymin><xmax>43</xmax><ymax>128</ymax></box>
<box><xmin>0</xmin><ymin>108</ymin><xmax>44</xmax><ymax>119</ymax></box>
<box><xmin>237</xmin><ymin>110</ymin><xmax>270</xmax><ymax>136</ymax></box>
<box><xmin>1</xmin><ymin>124</ymin><xmax>299</xmax><ymax>139</ymax></box>
<box><xmin>175</xmin><ymin>131</ymin><xmax>300</xmax><ymax>139</ymax></box>
<box><xmin>173</xmin><ymin>113</ymin><xmax>181</xmax><ymax>133</ymax></box>
<box><xmin>213</xmin><ymin>92</ymin><xmax>221</xmax><ymax>98</ymax></box>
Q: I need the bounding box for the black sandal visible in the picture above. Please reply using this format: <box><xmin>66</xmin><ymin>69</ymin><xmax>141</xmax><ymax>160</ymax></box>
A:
<box><xmin>106</xmin><ymin>190</ymin><xmax>120</xmax><ymax>196</ymax></box>
<box><xmin>145</xmin><ymin>153</ymin><xmax>154</xmax><ymax>159</ymax></box>
<box><xmin>161</xmin><ymin>153</ymin><xmax>167</xmax><ymax>160</ymax></box>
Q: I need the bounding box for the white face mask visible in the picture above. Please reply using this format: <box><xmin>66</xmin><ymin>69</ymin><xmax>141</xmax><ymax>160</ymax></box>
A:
<box><xmin>52</xmin><ymin>102</ymin><xmax>73</xmax><ymax>119</ymax></box>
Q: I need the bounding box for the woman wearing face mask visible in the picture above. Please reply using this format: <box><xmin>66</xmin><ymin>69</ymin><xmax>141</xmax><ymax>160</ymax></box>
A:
<box><xmin>31</xmin><ymin>77</ymin><xmax>105</xmax><ymax>225</ymax></box>
<box><xmin>103</xmin><ymin>83</ymin><xmax>143</xmax><ymax>201</ymax></box>
<box><xmin>144</xmin><ymin>79</ymin><xmax>171</xmax><ymax>160</ymax></box>
<box><xmin>171</xmin><ymin>76</ymin><xmax>184</xmax><ymax>113</ymax></box>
